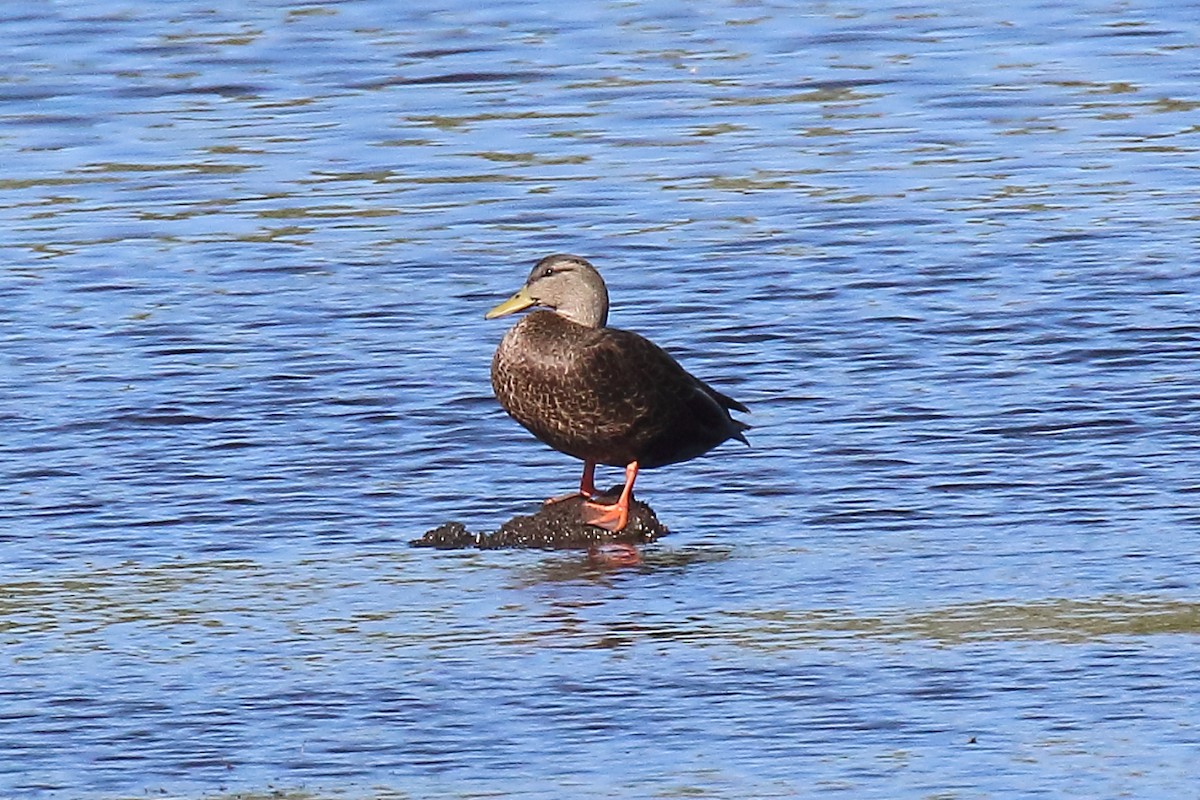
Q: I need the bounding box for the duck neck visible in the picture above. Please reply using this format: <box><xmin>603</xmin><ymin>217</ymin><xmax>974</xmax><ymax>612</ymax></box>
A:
<box><xmin>556</xmin><ymin>279</ymin><xmax>609</xmax><ymax>328</ymax></box>
<box><xmin>558</xmin><ymin>303</ymin><xmax>607</xmax><ymax>328</ymax></box>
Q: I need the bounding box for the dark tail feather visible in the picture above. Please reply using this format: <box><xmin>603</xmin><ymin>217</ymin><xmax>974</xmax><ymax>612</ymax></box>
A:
<box><xmin>709</xmin><ymin>386</ymin><xmax>749</xmax><ymax>415</ymax></box>
<box><xmin>732</xmin><ymin>418</ymin><xmax>751</xmax><ymax>446</ymax></box>
<box><xmin>697</xmin><ymin>380</ymin><xmax>750</xmax><ymax>445</ymax></box>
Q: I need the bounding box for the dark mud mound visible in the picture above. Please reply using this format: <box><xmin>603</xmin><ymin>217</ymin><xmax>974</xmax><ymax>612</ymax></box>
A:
<box><xmin>411</xmin><ymin>492</ymin><xmax>668</xmax><ymax>550</ymax></box>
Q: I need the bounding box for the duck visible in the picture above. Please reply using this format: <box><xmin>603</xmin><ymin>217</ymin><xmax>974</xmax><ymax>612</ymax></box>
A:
<box><xmin>485</xmin><ymin>254</ymin><xmax>749</xmax><ymax>532</ymax></box>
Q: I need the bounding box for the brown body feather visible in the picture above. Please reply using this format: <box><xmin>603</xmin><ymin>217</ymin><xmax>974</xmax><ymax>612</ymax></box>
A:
<box><xmin>492</xmin><ymin>309</ymin><xmax>748</xmax><ymax>469</ymax></box>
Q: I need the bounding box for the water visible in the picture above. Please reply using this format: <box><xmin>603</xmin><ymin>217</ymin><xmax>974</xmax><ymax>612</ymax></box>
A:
<box><xmin>2</xmin><ymin>0</ymin><xmax>1199</xmax><ymax>797</ymax></box>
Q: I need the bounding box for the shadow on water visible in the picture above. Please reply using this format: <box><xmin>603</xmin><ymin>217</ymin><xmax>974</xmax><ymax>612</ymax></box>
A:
<box><xmin>720</xmin><ymin>596</ymin><xmax>1200</xmax><ymax>648</ymax></box>
<box><xmin>5</xmin><ymin>557</ymin><xmax>1197</xmax><ymax>650</ymax></box>
<box><xmin>513</xmin><ymin>543</ymin><xmax>737</xmax><ymax>586</ymax></box>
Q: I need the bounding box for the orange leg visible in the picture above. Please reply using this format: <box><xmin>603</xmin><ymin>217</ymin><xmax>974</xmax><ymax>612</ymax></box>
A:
<box><xmin>544</xmin><ymin>460</ymin><xmax>598</xmax><ymax>505</ymax></box>
<box><xmin>579</xmin><ymin>460</ymin><xmax>598</xmax><ymax>497</ymax></box>
<box><xmin>581</xmin><ymin>461</ymin><xmax>639</xmax><ymax>532</ymax></box>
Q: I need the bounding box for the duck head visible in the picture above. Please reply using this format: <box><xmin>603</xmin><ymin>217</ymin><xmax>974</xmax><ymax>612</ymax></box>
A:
<box><xmin>485</xmin><ymin>254</ymin><xmax>609</xmax><ymax>328</ymax></box>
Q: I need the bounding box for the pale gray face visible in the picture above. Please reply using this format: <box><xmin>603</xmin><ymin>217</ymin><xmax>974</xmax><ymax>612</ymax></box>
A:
<box><xmin>524</xmin><ymin>254</ymin><xmax>609</xmax><ymax>327</ymax></box>
<box><xmin>525</xmin><ymin>253</ymin><xmax>592</xmax><ymax>284</ymax></box>
<box><xmin>491</xmin><ymin>254</ymin><xmax>609</xmax><ymax>328</ymax></box>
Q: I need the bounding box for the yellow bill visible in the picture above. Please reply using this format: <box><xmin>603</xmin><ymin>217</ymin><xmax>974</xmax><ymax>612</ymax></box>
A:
<box><xmin>485</xmin><ymin>287</ymin><xmax>537</xmax><ymax>319</ymax></box>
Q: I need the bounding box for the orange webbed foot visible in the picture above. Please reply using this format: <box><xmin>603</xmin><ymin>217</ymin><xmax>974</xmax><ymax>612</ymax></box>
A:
<box><xmin>579</xmin><ymin>461</ymin><xmax>638</xmax><ymax>532</ymax></box>
<box><xmin>581</xmin><ymin>498</ymin><xmax>629</xmax><ymax>532</ymax></box>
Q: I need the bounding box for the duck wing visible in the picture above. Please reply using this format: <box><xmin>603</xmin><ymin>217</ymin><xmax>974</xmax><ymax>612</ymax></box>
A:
<box><xmin>577</xmin><ymin>327</ymin><xmax>749</xmax><ymax>468</ymax></box>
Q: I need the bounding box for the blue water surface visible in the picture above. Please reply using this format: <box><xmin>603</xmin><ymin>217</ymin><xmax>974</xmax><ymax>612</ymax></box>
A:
<box><xmin>2</xmin><ymin>1</ymin><xmax>1199</xmax><ymax>797</ymax></box>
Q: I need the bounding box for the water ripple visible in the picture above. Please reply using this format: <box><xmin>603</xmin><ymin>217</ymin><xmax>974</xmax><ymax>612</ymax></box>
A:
<box><xmin>2</xmin><ymin>1</ymin><xmax>1200</xmax><ymax>798</ymax></box>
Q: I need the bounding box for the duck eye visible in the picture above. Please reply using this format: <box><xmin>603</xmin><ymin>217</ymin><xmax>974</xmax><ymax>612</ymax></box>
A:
<box><xmin>541</xmin><ymin>267</ymin><xmax>554</xmax><ymax>278</ymax></box>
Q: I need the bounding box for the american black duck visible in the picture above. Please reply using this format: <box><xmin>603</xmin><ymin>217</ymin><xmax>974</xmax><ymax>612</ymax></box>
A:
<box><xmin>485</xmin><ymin>254</ymin><xmax>749</xmax><ymax>532</ymax></box>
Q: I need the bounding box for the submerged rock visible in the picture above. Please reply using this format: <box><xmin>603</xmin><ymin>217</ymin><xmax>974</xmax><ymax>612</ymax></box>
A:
<box><xmin>411</xmin><ymin>491</ymin><xmax>668</xmax><ymax>550</ymax></box>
